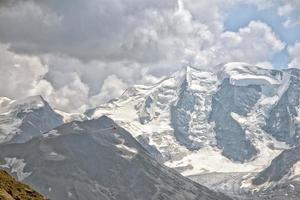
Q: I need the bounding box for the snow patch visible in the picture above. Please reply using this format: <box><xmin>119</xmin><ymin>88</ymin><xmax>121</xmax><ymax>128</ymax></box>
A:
<box><xmin>46</xmin><ymin>152</ymin><xmax>66</xmax><ymax>161</ymax></box>
<box><xmin>289</xmin><ymin>161</ymin><xmax>300</xmax><ymax>181</ymax></box>
<box><xmin>55</xmin><ymin>109</ymin><xmax>85</xmax><ymax>123</ymax></box>
<box><xmin>114</xmin><ymin>133</ymin><xmax>138</xmax><ymax>160</ymax></box>
<box><xmin>115</xmin><ymin>143</ymin><xmax>138</xmax><ymax>160</ymax></box>
<box><xmin>0</xmin><ymin>157</ymin><xmax>32</xmax><ymax>181</ymax></box>
<box><xmin>43</xmin><ymin>130</ymin><xmax>60</xmax><ymax>138</ymax></box>
<box><xmin>0</xmin><ymin>116</ymin><xmax>22</xmax><ymax>143</ymax></box>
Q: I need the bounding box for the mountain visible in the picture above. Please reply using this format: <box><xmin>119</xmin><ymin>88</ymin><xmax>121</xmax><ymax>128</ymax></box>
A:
<box><xmin>0</xmin><ymin>170</ymin><xmax>45</xmax><ymax>200</ymax></box>
<box><xmin>240</xmin><ymin>145</ymin><xmax>300</xmax><ymax>200</ymax></box>
<box><xmin>0</xmin><ymin>62</ymin><xmax>298</xmax><ymax>199</ymax></box>
<box><xmin>0</xmin><ymin>95</ymin><xmax>64</xmax><ymax>144</ymax></box>
<box><xmin>86</xmin><ymin>62</ymin><xmax>300</xmax><ymax>196</ymax></box>
<box><xmin>0</xmin><ymin>116</ymin><xmax>231</xmax><ymax>200</ymax></box>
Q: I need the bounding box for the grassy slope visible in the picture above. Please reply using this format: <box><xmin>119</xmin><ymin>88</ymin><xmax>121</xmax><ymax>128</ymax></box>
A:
<box><xmin>0</xmin><ymin>170</ymin><xmax>45</xmax><ymax>200</ymax></box>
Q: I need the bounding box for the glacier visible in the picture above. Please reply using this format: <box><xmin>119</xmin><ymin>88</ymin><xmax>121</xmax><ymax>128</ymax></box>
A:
<box><xmin>86</xmin><ymin>62</ymin><xmax>299</xmax><ymax>186</ymax></box>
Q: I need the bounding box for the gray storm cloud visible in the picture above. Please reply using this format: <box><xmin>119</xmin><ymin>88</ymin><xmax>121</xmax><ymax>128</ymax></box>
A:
<box><xmin>0</xmin><ymin>0</ymin><xmax>295</xmax><ymax>112</ymax></box>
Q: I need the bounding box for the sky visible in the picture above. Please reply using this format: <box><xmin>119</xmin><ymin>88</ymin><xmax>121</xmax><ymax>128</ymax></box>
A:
<box><xmin>0</xmin><ymin>0</ymin><xmax>299</xmax><ymax>112</ymax></box>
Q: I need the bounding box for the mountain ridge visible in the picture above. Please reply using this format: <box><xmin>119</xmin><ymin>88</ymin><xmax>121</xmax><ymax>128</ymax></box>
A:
<box><xmin>0</xmin><ymin>62</ymin><xmax>299</xmax><ymax>199</ymax></box>
<box><xmin>0</xmin><ymin>116</ymin><xmax>232</xmax><ymax>200</ymax></box>
<box><xmin>85</xmin><ymin>62</ymin><xmax>300</xmax><ymax>197</ymax></box>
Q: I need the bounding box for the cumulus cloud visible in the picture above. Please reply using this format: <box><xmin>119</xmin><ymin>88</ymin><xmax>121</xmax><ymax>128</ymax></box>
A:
<box><xmin>0</xmin><ymin>43</ymin><xmax>50</xmax><ymax>98</ymax></box>
<box><xmin>0</xmin><ymin>0</ymin><xmax>293</xmax><ymax>112</ymax></box>
<box><xmin>217</xmin><ymin>21</ymin><xmax>285</xmax><ymax>63</ymax></box>
<box><xmin>0</xmin><ymin>44</ymin><xmax>91</xmax><ymax>112</ymax></box>
<box><xmin>277</xmin><ymin>0</ymin><xmax>300</xmax><ymax>28</ymax></box>
<box><xmin>0</xmin><ymin>49</ymin><xmax>161</xmax><ymax>112</ymax></box>
<box><xmin>178</xmin><ymin>20</ymin><xmax>285</xmax><ymax>67</ymax></box>
<box><xmin>0</xmin><ymin>0</ymin><xmax>284</xmax><ymax>65</ymax></box>
<box><xmin>229</xmin><ymin>0</ymin><xmax>300</xmax><ymax>28</ymax></box>
<box><xmin>0</xmin><ymin>0</ymin><xmax>179</xmax><ymax>61</ymax></box>
<box><xmin>90</xmin><ymin>75</ymin><xmax>128</xmax><ymax>106</ymax></box>
<box><xmin>288</xmin><ymin>42</ymin><xmax>300</xmax><ymax>68</ymax></box>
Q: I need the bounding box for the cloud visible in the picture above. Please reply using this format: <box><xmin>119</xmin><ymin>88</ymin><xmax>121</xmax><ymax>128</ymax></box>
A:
<box><xmin>90</xmin><ymin>75</ymin><xmax>128</xmax><ymax>106</ymax></box>
<box><xmin>0</xmin><ymin>0</ymin><xmax>179</xmax><ymax>61</ymax></box>
<box><xmin>0</xmin><ymin>0</ymin><xmax>292</xmax><ymax>112</ymax></box>
<box><xmin>277</xmin><ymin>0</ymin><xmax>300</xmax><ymax>28</ymax></box>
<box><xmin>0</xmin><ymin>0</ymin><xmax>284</xmax><ymax>65</ymax></box>
<box><xmin>288</xmin><ymin>42</ymin><xmax>300</xmax><ymax>68</ymax></box>
<box><xmin>0</xmin><ymin>44</ymin><xmax>92</xmax><ymax>112</ymax></box>
<box><xmin>180</xmin><ymin>20</ymin><xmax>285</xmax><ymax>67</ymax></box>
<box><xmin>218</xmin><ymin>21</ymin><xmax>285</xmax><ymax>63</ymax></box>
<box><xmin>0</xmin><ymin>43</ymin><xmax>50</xmax><ymax>98</ymax></box>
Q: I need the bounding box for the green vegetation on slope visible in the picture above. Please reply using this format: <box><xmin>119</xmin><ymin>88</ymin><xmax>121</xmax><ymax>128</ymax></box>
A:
<box><xmin>0</xmin><ymin>170</ymin><xmax>45</xmax><ymax>200</ymax></box>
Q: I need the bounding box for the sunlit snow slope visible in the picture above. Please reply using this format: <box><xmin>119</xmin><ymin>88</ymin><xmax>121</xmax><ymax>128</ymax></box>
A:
<box><xmin>87</xmin><ymin>62</ymin><xmax>299</xmax><ymax>178</ymax></box>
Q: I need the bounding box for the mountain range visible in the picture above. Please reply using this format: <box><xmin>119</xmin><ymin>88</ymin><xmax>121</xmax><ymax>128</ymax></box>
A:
<box><xmin>0</xmin><ymin>62</ymin><xmax>299</xmax><ymax>199</ymax></box>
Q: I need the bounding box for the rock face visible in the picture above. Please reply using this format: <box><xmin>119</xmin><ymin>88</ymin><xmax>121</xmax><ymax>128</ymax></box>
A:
<box><xmin>85</xmin><ymin>63</ymin><xmax>300</xmax><ymax>197</ymax></box>
<box><xmin>1</xmin><ymin>62</ymin><xmax>299</xmax><ymax>199</ymax></box>
<box><xmin>171</xmin><ymin>78</ymin><xmax>201</xmax><ymax>150</ymax></box>
<box><xmin>209</xmin><ymin>79</ymin><xmax>259</xmax><ymax>162</ymax></box>
<box><xmin>0</xmin><ymin>116</ymin><xmax>231</xmax><ymax>200</ymax></box>
<box><xmin>242</xmin><ymin>68</ymin><xmax>300</xmax><ymax>199</ymax></box>
<box><xmin>264</xmin><ymin>68</ymin><xmax>300</xmax><ymax>144</ymax></box>
<box><xmin>242</xmin><ymin>145</ymin><xmax>300</xmax><ymax>200</ymax></box>
<box><xmin>0</xmin><ymin>95</ymin><xmax>64</xmax><ymax>144</ymax></box>
<box><xmin>252</xmin><ymin>145</ymin><xmax>300</xmax><ymax>185</ymax></box>
<box><xmin>87</xmin><ymin>63</ymin><xmax>297</xmax><ymax>175</ymax></box>
<box><xmin>0</xmin><ymin>170</ymin><xmax>45</xmax><ymax>200</ymax></box>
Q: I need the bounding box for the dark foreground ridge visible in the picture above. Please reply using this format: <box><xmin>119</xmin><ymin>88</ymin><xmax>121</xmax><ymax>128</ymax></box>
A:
<box><xmin>0</xmin><ymin>116</ymin><xmax>232</xmax><ymax>200</ymax></box>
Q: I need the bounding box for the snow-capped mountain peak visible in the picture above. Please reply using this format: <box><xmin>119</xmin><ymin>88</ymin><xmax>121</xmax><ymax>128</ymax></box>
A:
<box><xmin>218</xmin><ymin>62</ymin><xmax>283</xmax><ymax>86</ymax></box>
<box><xmin>0</xmin><ymin>63</ymin><xmax>299</xmax><ymax>199</ymax></box>
<box><xmin>3</xmin><ymin>95</ymin><xmax>46</xmax><ymax>113</ymax></box>
<box><xmin>87</xmin><ymin>63</ymin><xmax>299</xmax><ymax>179</ymax></box>
<box><xmin>0</xmin><ymin>95</ymin><xmax>63</xmax><ymax>144</ymax></box>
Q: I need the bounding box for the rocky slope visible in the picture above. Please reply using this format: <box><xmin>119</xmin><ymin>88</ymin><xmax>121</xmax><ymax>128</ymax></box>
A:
<box><xmin>234</xmin><ymin>145</ymin><xmax>300</xmax><ymax>199</ymax></box>
<box><xmin>0</xmin><ymin>170</ymin><xmax>45</xmax><ymax>200</ymax></box>
<box><xmin>0</xmin><ymin>116</ymin><xmax>231</xmax><ymax>200</ymax></box>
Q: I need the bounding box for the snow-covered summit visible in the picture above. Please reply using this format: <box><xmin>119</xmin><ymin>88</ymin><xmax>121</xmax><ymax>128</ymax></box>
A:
<box><xmin>0</xmin><ymin>95</ymin><xmax>46</xmax><ymax>114</ymax></box>
<box><xmin>87</xmin><ymin>62</ymin><xmax>299</xmax><ymax>179</ymax></box>
<box><xmin>0</xmin><ymin>95</ymin><xmax>63</xmax><ymax>144</ymax></box>
<box><xmin>217</xmin><ymin>62</ymin><xmax>283</xmax><ymax>86</ymax></box>
<box><xmin>0</xmin><ymin>63</ymin><xmax>299</xmax><ymax>198</ymax></box>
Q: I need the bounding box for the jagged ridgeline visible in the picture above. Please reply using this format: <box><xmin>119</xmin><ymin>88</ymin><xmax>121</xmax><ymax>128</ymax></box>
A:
<box><xmin>0</xmin><ymin>62</ymin><xmax>300</xmax><ymax>199</ymax></box>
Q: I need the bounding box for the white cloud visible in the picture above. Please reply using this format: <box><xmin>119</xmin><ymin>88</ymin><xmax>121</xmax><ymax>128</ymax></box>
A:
<box><xmin>181</xmin><ymin>20</ymin><xmax>285</xmax><ymax>67</ymax></box>
<box><xmin>277</xmin><ymin>0</ymin><xmax>300</xmax><ymax>28</ymax></box>
<box><xmin>278</xmin><ymin>4</ymin><xmax>293</xmax><ymax>17</ymax></box>
<box><xmin>0</xmin><ymin>43</ymin><xmax>50</xmax><ymax>98</ymax></box>
<box><xmin>0</xmin><ymin>44</ymin><xmax>93</xmax><ymax>112</ymax></box>
<box><xmin>218</xmin><ymin>21</ymin><xmax>285</xmax><ymax>63</ymax></box>
<box><xmin>288</xmin><ymin>42</ymin><xmax>300</xmax><ymax>69</ymax></box>
<box><xmin>90</xmin><ymin>75</ymin><xmax>128</xmax><ymax>106</ymax></box>
<box><xmin>0</xmin><ymin>0</ymin><xmax>291</xmax><ymax>112</ymax></box>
